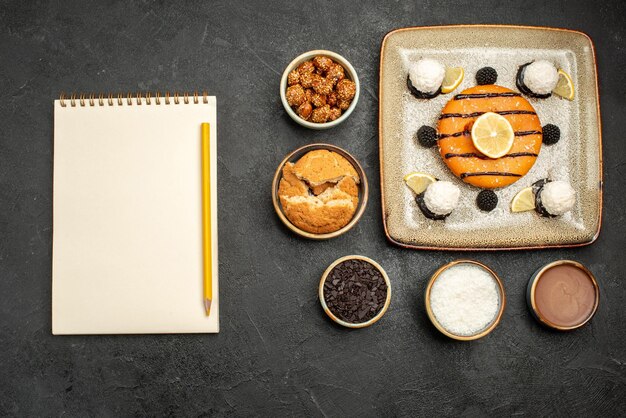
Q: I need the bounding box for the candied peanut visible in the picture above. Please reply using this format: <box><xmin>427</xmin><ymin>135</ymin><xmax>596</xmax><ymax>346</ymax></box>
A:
<box><xmin>337</xmin><ymin>98</ymin><xmax>351</xmax><ymax>110</ymax></box>
<box><xmin>328</xmin><ymin>107</ymin><xmax>342</xmax><ymax>121</ymax></box>
<box><xmin>326</xmin><ymin>63</ymin><xmax>345</xmax><ymax>85</ymax></box>
<box><xmin>297</xmin><ymin>102</ymin><xmax>313</xmax><ymax>120</ymax></box>
<box><xmin>300</xmin><ymin>72</ymin><xmax>318</xmax><ymax>89</ymax></box>
<box><xmin>287</xmin><ymin>70</ymin><xmax>300</xmax><ymax>86</ymax></box>
<box><xmin>313</xmin><ymin>56</ymin><xmax>334</xmax><ymax>72</ymax></box>
<box><xmin>336</xmin><ymin>79</ymin><xmax>356</xmax><ymax>101</ymax></box>
<box><xmin>327</xmin><ymin>91</ymin><xmax>337</xmax><ymax>107</ymax></box>
<box><xmin>311</xmin><ymin>93</ymin><xmax>326</xmax><ymax>108</ymax></box>
<box><xmin>286</xmin><ymin>85</ymin><xmax>306</xmax><ymax>107</ymax></box>
<box><xmin>312</xmin><ymin>77</ymin><xmax>333</xmax><ymax>95</ymax></box>
<box><xmin>297</xmin><ymin>61</ymin><xmax>315</xmax><ymax>75</ymax></box>
<box><xmin>311</xmin><ymin>105</ymin><xmax>331</xmax><ymax>123</ymax></box>
<box><xmin>288</xmin><ymin>56</ymin><xmax>354</xmax><ymax>123</ymax></box>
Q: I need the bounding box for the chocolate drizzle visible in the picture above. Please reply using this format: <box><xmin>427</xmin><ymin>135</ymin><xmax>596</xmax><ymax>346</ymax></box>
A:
<box><xmin>515</xmin><ymin>130</ymin><xmax>542</xmax><ymax>136</ymax></box>
<box><xmin>438</xmin><ymin>130</ymin><xmax>470</xmax><ymax>139</ymax></box>
<box><xmin>438</xmin><ymin>129</ymin><xmax>541</xmax><ymax>140</ymax></box>
<box><xmin>439</xmin><ymin>110</ymin><xmax>537</xmax><ymax>120</ymax></box>
<box><xmin>445</xmin><ymin>152</ymin><xmax>539</xmax><ymax>160</ymax></box>
<box><xmin>460</xmin><ymin>172</ymin><xmax>522</xmax><ymax>179</ymax></box>
<box><xmin>454</xmin><ymin>92</ymin><xmax>521</xmax><ymax>100</ymax></box>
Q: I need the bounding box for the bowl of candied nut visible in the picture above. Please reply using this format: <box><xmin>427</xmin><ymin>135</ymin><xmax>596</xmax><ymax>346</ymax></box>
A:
<box><xmin>280</xmin><ymin>50</ymin><xmax>359</xmax><ymax>129</ymax></box>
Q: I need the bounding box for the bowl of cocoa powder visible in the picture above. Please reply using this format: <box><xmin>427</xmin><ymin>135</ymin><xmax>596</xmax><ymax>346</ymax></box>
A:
<box><xmin>319</xmin><ymin>255</ymin><xmax>391</xmax><ymax>328</ymax></box>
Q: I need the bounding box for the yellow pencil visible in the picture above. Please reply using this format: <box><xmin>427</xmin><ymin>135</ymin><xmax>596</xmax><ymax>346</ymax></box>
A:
<box><xmin>201</xmin><ymin>123</ymin><xmax>212</xmax><ymax>316</ymax></box>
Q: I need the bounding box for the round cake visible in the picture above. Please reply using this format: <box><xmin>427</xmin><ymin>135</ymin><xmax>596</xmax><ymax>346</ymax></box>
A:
<box><xmin>437</xmin><ymin>85</ymin><xmax>543</xmax><ymax>189</ymax></box>
<box><xmin>278</xmin><ymin>150</ymin><xmax>360</xmax><ymax>234</ymax></box>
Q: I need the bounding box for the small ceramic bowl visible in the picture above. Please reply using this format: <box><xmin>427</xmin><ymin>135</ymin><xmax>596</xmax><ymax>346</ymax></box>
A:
<box><xmin>526</xmin><ymin>260</ymin><xmax>599</xmax><ymax>331</ymax></box>
<box><xmin>280</xmin><ymin>50</ymin><xmax>360</xmax><ymax>129</ymax></box>
<box><xmin>425</xmin><ymin>259</ymin><xmax>506</xmax><ymax>341</ymax></box>
<box><xmin>319</xmin><ymin>255</ymin><xmax>391</xmax><ymax>329</ymax></box>
<box><xmin>272</xmin><ymin>143</ymin><xmax>368</xmax><ymax>240</ymax></box>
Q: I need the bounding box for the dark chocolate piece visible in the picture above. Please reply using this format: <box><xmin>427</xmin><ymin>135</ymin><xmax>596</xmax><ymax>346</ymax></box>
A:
<box><xmin>323</xmin><ymin>259</ymin><xmax>387</xmax><ymax>324</ymax></box>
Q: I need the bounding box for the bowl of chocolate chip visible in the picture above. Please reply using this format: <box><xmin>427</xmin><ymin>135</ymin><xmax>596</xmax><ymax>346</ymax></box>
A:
<box><xmin>319</xmin><ymin>255</ymin><xmax>391</xmax><ymax>329</ymax></box>
<box><xmin>280</xmin><ymin>50</ymin><xmax>359</xmax><ymax>129</ymax></box>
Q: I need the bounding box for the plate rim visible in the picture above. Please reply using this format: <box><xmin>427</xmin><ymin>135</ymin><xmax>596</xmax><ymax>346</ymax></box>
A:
<box><xmin>378</xmin><ymin>24</ymin><xmax>603</xmax><ymax>251</ymax></box>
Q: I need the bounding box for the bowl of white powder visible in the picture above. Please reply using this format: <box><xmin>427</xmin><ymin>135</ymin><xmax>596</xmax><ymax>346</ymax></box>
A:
<box><xmin>425</xmin><ymin>260</ymin><xmax>506</xmax><ymax>341</ymax></box>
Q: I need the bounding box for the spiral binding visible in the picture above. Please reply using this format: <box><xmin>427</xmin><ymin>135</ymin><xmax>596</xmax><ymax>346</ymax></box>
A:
<box><xmin>59</xmin><ymin>91</ymin><xmax>209</xmax><ymax>107</ymax></box>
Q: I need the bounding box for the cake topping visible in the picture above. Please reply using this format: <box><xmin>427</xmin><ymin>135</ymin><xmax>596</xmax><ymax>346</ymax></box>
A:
<box><xmin>511</xmin><ymin>180</ymin><xmax>576</xmax><ymax>216</ymax></box>
<box><xmin>423</xmin><ymin>181</ymin><xmax>460</xmax><ymax>216</ymax></box>
<box><xmin>518</xmin><ymin>60</ymin><xmax>558</xmax><ymax>96</ymax></box>
<box><xmin>511</xmin><ymin>186</ymin><xmax>535</xmax><ymax>212</ymax></box>
<box><xmin>417</xmin><ymin>125</ymin><xmax>438</xmax><ymax>148</ymax></box>
<box><xmin>441</xmin><ymin>66</ymin><xmax>465</xmax><ymax>93</ymax></box>
<box><xmin>538</xmin><ymin>180</ymin><xmax>576</xmax><ymax>216</ymax></box>
<box><xmin>476</xmin><ymin>190</ymin><xmax>498</xmax><ymax>212</ymax></box>
<box><xmin>475</xmin><ymin>67</ymin><xmax>498</xmax><ymax>85</ymax></box>
<box><xmin>403</xmin><ymin>173</ymin><xmax>460</xmax><ymax>221</ymax></box>
<box><xmin>408</xmin><ymin>58</ymin><xmax>445</xmax><ymax>97</ymax></box>
<box><xmin>278</xmin><ymin>150</ymin><xmax>360</xmax><ymax>234</ymax></box>
<box><xmin>552</xmin><ymin>69</ymin><xmax>575</xmax><ymax>100</ymax></box>
<box><xmin>403</xmin><ymin>172</ymin><xmax>436</xmax><ymax>195</ymax></box>
<box><xmin>542</xmin><ymin>124</ymin><xmax>561</xmax><ymax>145</ymax></box>
<box><xmin>470</xmin><ymin>112</ymin><xmax>515</xmax><ymax>159</ymax></box>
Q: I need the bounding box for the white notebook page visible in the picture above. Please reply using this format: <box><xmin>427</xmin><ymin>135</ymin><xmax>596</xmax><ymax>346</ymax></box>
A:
<box><xmin>52</xmin><ymin>97</ymin><xmax>218</xmax><ymax>334</ymax></box>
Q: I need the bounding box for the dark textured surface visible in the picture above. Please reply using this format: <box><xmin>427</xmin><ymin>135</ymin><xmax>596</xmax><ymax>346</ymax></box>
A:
<box><xmin>1</xmin><ymin>0</ymin><xmax>625</xmax><ymax>416</ymax></box>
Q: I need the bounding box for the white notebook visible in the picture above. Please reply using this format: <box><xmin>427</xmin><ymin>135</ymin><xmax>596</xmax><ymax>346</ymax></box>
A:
<box><xmin>52</xmin><ymin>93</ymin><xmax>218</xmax><ymax>334</ymax></box>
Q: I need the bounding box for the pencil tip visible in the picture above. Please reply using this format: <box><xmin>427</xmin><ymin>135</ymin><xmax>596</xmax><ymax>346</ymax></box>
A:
<box><xmin>204</xmin><ymin>298</ymin><xmax>212</xmax><ymax>316</ymax></box>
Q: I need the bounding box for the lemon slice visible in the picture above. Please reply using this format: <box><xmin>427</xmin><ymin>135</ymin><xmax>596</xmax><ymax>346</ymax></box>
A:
<box><xmin>441</xmin><ymin>67</ymin><xmax>464</xmax><ymax>94</ymax></box>
<box><xmin>553</xmin><ymin>69</ymin><xmax>575</xmax><ymax>100</ymax></box>
<box><xmin>471</xmin><ymin>112</ymin><xmax>515</xmax><ymax>159</ymax></box>
<box><xmin>404</xmin><ymin>172</ymin><xmax>436</xmax><ymax>195</ymax></box>
<box><xmin>511</xmin><ymin>187</ymin><xmax>535</xmax><ymax>212</ymax></box>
